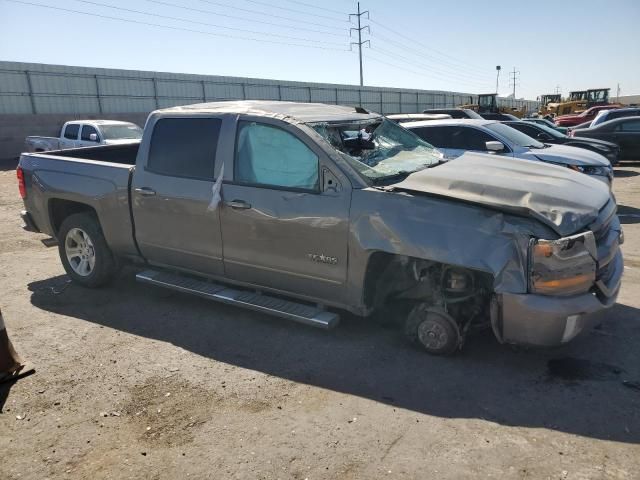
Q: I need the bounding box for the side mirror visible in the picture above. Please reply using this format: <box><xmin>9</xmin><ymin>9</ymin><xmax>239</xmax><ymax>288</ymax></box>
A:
<box><xmin>89</xmin><ymin>133</ymin><xmax>98</xmax><ymax>142</ymax></box>
<box><xmin>485</xmin><ymin>141</ymin><xmax>505</xmax><ymax>152</ymax></box>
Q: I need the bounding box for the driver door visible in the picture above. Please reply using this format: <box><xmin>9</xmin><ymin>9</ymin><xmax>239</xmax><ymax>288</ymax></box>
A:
<box><xmin>220</xmin><ymin>119</ymin><xmax>351</xmax><ymax>304</ymax></box>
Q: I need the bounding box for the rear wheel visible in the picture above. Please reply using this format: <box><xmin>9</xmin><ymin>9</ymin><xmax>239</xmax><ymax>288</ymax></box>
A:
<box><xmin>404</xmin><ymin>304</ymin><xmax>460</xmax><ymax>355</ymax></box>
<box><xmin>57</xmin><ymin>213</ymin><xmax>118</xmax><ymax>287</ymax></box>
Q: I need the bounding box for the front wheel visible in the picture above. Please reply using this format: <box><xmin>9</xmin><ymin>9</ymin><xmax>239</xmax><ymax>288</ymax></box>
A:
<box><xmin>57</xmin><ymin>213</ymin><xmax>118</xmax><ymax>288</ymax></box>
<box><xmin>404</xmin><ymin>304</ymin><xmax>460</xmax><ymax>355</ymax></box>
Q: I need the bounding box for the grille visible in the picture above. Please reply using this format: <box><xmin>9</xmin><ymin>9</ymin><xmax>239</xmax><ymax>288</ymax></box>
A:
<box><xmin>589</xmin><ymin>199</ymin><xmax>622</xmax><ymax>297</ymax></box>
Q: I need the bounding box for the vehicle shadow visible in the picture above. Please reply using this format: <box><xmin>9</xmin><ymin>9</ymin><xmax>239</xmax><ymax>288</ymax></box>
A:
<box><xmin>618</xmin><ymin>204</ymin><xmax>640</xmax><ymax>224</ymax></box>
<box><xmin>0</xmin><ymin>383</ymin><xmax>11</xmax><ymax>413</ymax></box>
<box><xmin>0</xmin><ymin>158</ymin><xmax>18</xmax><ymax>172</ymax></box>
<box><xmin>28</xmin><ymin>272</ymin><xmax>640</xmax><ymax>444</ymax></box>
<box><xmin>614</xmin><ymin>169</ymin><xmax>639</xmax><ymax>178</ymax></box>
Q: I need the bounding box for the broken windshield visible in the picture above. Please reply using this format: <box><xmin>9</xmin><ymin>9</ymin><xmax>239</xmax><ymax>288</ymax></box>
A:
<box><xmin>311</xmin><ymin>118</ymin><xmax>442</xmax><ymax>184</ymax></box>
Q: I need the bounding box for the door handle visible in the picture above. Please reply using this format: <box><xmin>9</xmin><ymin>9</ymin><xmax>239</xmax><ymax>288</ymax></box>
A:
<box><xmin>134</xmin><ymin>187</ymin><xmax>156</xmax><ymax>197</ymax></box>
<box><xmin>225</xmin><ymin>199</ymin><xmax>251</xmax><ymax>210</ymax></box>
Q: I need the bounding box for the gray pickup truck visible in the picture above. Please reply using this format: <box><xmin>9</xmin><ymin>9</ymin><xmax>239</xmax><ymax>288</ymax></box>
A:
<box><xmin>17</xmin><ymin>101</ymin><xmax>623</xmax><ymax>355</ymax></box>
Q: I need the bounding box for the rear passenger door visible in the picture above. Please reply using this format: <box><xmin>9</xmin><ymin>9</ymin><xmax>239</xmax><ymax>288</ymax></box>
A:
<box><xmin>132</xmin><ymin>116</ymin><xmax>226</xmax><ymax>276</ymax></box>
<box><xmin>615</xmin><ymin>119</ymin><xmax>640</xmax><ymax>158</ymax></box>
<box><xmin>59</xmin><ymin>123</ymin><xmax>80</xmax><ymax>149</ymax></box>
<box><xmin>219</xmin><ymin>118</ymin><xmax>351</xmax><ymax>304</ymax></box>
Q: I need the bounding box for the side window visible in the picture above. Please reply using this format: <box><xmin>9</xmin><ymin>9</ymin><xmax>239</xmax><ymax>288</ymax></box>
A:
<box><xmin>235</xmin><ymin>121</ymin><xmax>319</xmax><ymax>191</ymax></box>
<box><xmin>63</xmin><ymin>124</ymin><xmax>79</xmax><ymax>140</ymax></box>
<box><xmin>454</xmin><ymin>127</ymin><xmax>495</xmax><ymax>150</ymax></box>
<box><xmin>511</xmin><ymin>124</ymin><xmax>535</xmax><ymax>136</ymax></box>
<box><xmin>411</xmin><ymin>127</ymin><xmax>447</xmax><ymax>148</ymax></box>
<box><xmin>81</xmin><ymin>125</ymin><xmax>99</xmax><ymax>142</ymax></box>
<box><xmin>148</xmin><ymin>118</ymin><xmax>221</xmax><ymax>180</ymax></box>
<box><xmin>619</xmin><ymin>119</ymin><xmax>640</xmax><ymax>132</ymax></box>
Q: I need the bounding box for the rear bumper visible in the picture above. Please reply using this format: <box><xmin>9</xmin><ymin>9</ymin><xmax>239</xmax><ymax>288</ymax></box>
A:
<box><xmin>20</xmin><ymin>210</ymin><xmax>40</xmax><ymax>233</ymax></box>
<box><xmin>495</xmin><ymin>251</ymin><xmax>623</xmax><ymax>347</ymax></box>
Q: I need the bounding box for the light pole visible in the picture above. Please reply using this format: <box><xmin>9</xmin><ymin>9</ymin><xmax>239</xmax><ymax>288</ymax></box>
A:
<box><xmin>495</xmin><ymin>65</ymin><xmax>501</xmax><ymax>94</ymax></box>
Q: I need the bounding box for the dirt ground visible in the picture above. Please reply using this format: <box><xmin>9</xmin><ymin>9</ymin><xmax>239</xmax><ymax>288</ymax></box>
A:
<box><xmin>0</xmin><ymin>161</ymin><xmax>639</xmax><ymax>480</ymax></box>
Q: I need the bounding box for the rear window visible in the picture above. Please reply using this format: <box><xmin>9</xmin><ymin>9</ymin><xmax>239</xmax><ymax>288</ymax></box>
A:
<box><xmin>64</xmin><ymin>124</ymin><xmax>79</xmax><ymax>140</ymax></box>
<box><xmin>147</xmin><ymin>118</ymin><xmax>222</xmax><ymax>180</ymax></box>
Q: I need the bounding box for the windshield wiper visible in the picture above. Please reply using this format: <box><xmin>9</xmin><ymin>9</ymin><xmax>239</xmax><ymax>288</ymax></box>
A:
<box><xmin>371</xmin><ymin>171</ymin><xmax>413</xmax><ymax>185</ymax></box>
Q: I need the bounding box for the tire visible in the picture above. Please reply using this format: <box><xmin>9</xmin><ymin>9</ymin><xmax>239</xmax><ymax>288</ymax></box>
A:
<box><xmin>404</xmin><ymin>304</ymin><xmax>459</xmax><ymax>356</ymax></box>
<box><xmin>57</xmin><ymin>212</ymin><xmax>118</xmax><ymax>288</ymax></box>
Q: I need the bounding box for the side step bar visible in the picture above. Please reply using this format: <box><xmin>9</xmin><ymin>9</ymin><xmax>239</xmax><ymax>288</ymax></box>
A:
<box><xmin>136</xmin><ymin>270</ymin><xmax>339</xmax><ymax>330</ymax></box>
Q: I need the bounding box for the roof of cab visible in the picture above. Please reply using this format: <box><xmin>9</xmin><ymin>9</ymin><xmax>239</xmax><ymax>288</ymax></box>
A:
<box><xmin>401</xmin><ymin>119</ymin><xmax>497</xmax><ymax>128</ymax></box>
<box><xmin>155</xmin><ymin>100</ymin><xmax>382</xmax><ymax>123</ymax></box>
<box><xmin>69</xmin><ymin>120</ymin><xmax>138</xmax><ymax>126</ymax></box>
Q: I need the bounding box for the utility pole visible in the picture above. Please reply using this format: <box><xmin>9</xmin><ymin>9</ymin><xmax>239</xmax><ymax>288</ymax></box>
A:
<box><xmin>349</xmin><ymin>2</ymin><xmax>369</xmax><ymax>86</ymax></box>
<box><xmin>495</xmin><ymin>65</ymin><xmax>501</xmax><ymax>94</ymax></box>
<box><xmin>509</xmin><ymin>67</ymin><xmax>520</xmax><ymax>106</ymax></box>
<box><xmin>555</xmin><ymin>84</ymin><xmax>561</xmax><ymax>95</ymax></box>
<box><xmin>616</xmin><ymin>83</ymin><xmax>621</xmax><ymax>102</ymax></box>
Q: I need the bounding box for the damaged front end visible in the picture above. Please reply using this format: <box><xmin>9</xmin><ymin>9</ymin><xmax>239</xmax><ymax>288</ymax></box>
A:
<box><xmin>367</xmin><ymin>254</ymin><xmax>494</xmax><ymax>354</ymax></box>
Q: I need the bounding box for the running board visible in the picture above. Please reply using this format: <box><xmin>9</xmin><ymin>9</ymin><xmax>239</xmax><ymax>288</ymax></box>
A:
<box><xmin>136</xmin><ymin>270</ymin><xmax>339</xmax><ymax>330</ymax></box>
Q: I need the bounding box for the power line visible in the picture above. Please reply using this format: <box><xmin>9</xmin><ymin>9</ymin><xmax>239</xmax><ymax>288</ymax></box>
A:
<box><xmin>281</xmin><ymin>0</ymin><xmax>347</xmax><ymax>16</ymax></box>
<box><xmin>368</xmin><ymin>18</ymin><xmax>491</xmax><ymax>75</ymax></box>
<box><xmin>141</xmin><ymin>0</ymin><xmax>346</xmax><ymax>37</ymax></box>
<box><xmin>242</xmin><ymin>0</ymin><xmax>347</xmax><ymax>22</ymax></box>
<box><xmin>363</xmin><ymin>52</ymin><xmax>471</xmax><ymax>88</ymax></box>
<box><xmin>365</xmin><ymin>50</ymin><xmax>491</xmax><ymax>89</ymax></box>
<box><xmin>66</xmin><ymin>0</ymin><xmax>347</xmax><ymax>46</ymax></box>
<box><xmin>3</xmin><ymin>0</ymin><xmax>352</xmax><ymax>51</ymax></box>
<box><xmin>196</xmin><ymin>0</ymin><xmax>345</xmax><ymax>31</ymax></box>
<box><xmin>370</xmin><ymin>45</ymin><xmax>491</xmax><ymax>87</ymax></box>
<box><xmin>368</xmin><ymin>29</ymin><xmax>493</xmax><ymax>82</ymax></box>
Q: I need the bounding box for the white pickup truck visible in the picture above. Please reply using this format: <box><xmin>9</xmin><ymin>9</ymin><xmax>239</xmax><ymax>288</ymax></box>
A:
<box><xmin>24</xmin><ymin>120</ymin><xmax>143</xmax><ymax>153</ymax></box>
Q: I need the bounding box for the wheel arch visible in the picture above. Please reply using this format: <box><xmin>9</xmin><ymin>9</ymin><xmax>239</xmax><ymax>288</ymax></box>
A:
<box><xmin>48</xmin><ymin>199</ymin><xmax>99</xmax><ymax>237</ymax></box>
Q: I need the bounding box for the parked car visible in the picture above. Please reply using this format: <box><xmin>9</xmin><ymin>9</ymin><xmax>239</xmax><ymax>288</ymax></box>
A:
<box><xmin>422</xmin><ymin>108</ymin><xmax>483</xmax><ymax>119</ymax></box>
<box><xmin>591</xmin><ymin>107</ymin><xmax>640</xmax><ymax>128</ymax></box>
<box><xmin>572</xmin><ymin>117</ymin><xmax>640</xmax><ymax>160</ymax></box>
<box><xmin>479</xmin><ymin>112</ymin><xmax>520</xmax><ymax>121</ymax></box>
<box><xmin>523</xmin><ymin>117</ymin><xmax>568</xmax><ymax>135</ymax></box>
<box><xmin>567</xmin><ymin>120</ymin><xmax>593</xmax><ymax>136</ymax></box>
<box><xmin>402</xmin><ymin>119</ymin><xmax>613</xmax><ymax>185</ymax></box>
<box><xmin>17</xmin><ymin>101</ymin><xmax>622</xmax><ymax>355</ymax></box>
<box><xmin>24</xmin><ymin>120</ymin><xmax>143</xmax><ymax>153</ymax></box>
<box><xmin>504</xmin><ymin>121</ymin><xmax>620</xmax><ymax>165</ymax></box>
<box><xmin>554</xmin><ymin>105</ymin><xmax>620</xmax><ymax>127</ymax></box>
<box><xmin>386</xmin><ymin>113</ymin><xmax>451</xmax><ymax>123</ymax></box>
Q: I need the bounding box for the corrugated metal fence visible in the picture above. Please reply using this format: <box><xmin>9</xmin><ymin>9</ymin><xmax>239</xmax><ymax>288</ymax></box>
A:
<box><xmin>0</xmin><ymin>61</ymin><xmax>539</xmax><ymax>115</ymax></box>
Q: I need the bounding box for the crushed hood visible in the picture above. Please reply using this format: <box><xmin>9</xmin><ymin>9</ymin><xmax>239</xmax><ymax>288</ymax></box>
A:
<box><xmin>392</xmin><ymin>152</ymin><xmax>611</xmax><ymax>236</ymax></box>
<box><xmin>520</xmin><ymin>144</ymin><xmax>609</xmax><ymax>167</ymax></box>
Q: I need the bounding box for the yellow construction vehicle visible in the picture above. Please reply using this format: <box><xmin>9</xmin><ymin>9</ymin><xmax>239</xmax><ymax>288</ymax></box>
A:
<box><xmin>551</xmin><ymin>88</ymin><xmax>610</xmax><ymax>116</ymax></box>
<box><xmin>459</xmin><ymin>93</ymin><xmax>527</xmax><ymax>118</ymax></box>
<box><xmin>538</xmin><ymin>94</ymin><xmax>561</xmax><ymax>116</ymax></box>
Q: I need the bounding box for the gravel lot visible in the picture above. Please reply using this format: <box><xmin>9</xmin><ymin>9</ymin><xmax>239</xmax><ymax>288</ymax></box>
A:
<box><xmin>1</xmin><ymin>161</ymin><xmax>639</xmax><ymax>479</ymax></box>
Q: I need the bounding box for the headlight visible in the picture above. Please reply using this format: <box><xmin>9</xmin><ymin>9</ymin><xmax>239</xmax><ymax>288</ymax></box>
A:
<box><xmin>529</xmin><ymin>232</ymin><xmax>597</xmax><ymax>296</ymax></box>
<box><xmin>569</xmin><ymin>165</ymin><xmax>611</xmax><ymax>177</ymax></box>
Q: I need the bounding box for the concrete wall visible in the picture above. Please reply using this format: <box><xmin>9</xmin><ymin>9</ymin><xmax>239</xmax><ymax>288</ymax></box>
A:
<box><xmin>0</xmin><ymin>112</ymin><xmax>148</xmax><ymax>164</ymax></box>
<box><xmin>614</xmin><ymin>95</ymin><xmax>640</xmax><ymax>106</ymax></box>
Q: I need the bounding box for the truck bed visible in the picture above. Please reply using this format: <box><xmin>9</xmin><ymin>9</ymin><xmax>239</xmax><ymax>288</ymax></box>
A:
<box><xmin>46</xmin><ymin>142</ymin><xmax>140</xmax><ymax>165</ymax></box>
<box><xmin>19</xmin><ymin>145</ymin><xmax>139</xmax><ymax>258</ymax></box>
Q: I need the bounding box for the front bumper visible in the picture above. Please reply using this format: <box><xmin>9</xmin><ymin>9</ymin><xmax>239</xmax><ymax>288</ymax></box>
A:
<box><xmin>494</xmin><ymin>251</ymin><xmax>623</xmax><ymax>347</ymax></box>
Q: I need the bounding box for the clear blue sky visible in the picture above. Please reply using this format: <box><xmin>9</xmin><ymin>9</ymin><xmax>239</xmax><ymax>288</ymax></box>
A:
<box><xmin>1</xmin><ymin>0</ymin><xmax>639</xmax><ymax>99</ymax></box>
